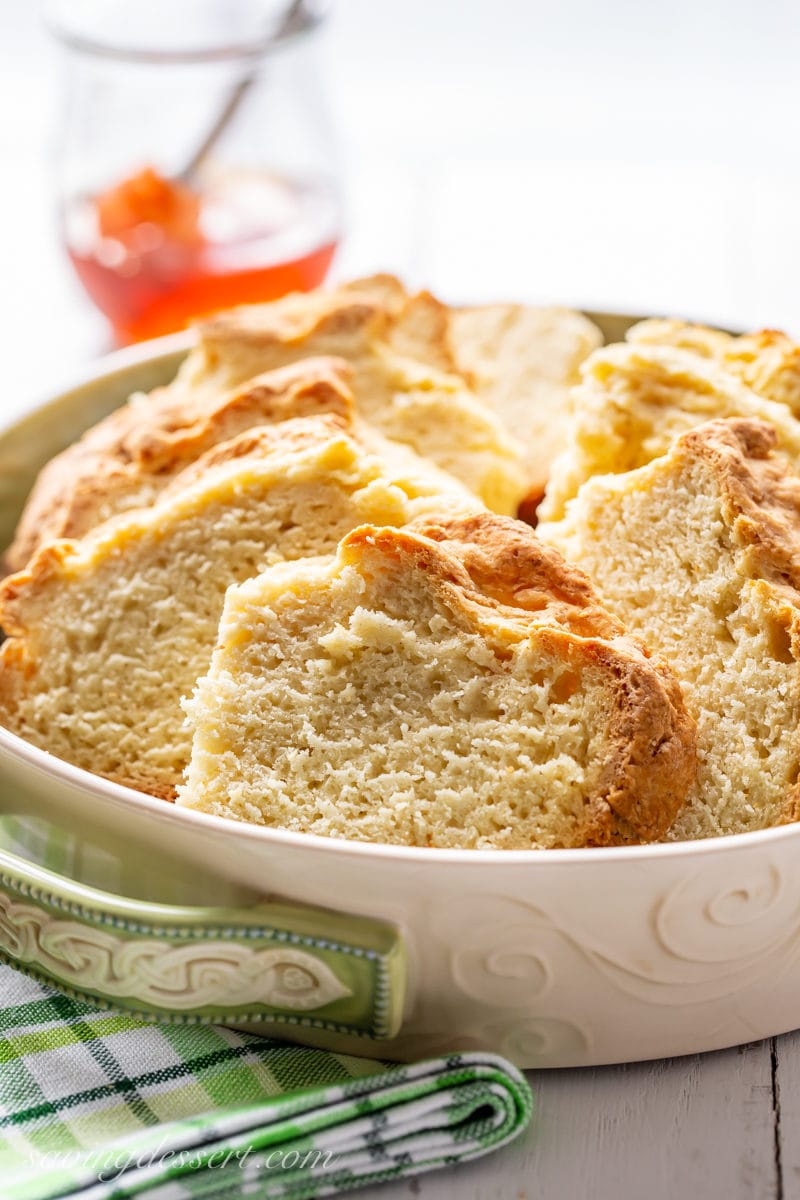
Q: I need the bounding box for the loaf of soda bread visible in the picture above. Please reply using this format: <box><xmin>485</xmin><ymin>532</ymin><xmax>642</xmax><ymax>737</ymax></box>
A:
<box><xmin>0</xmin><ymin>415</ymin><xmax>476</xmax><ymax>799</ymax></box>
<box><xmin>178</xmin><ymin>513</ymin><xmax>696</xmax><ymax>848</ymax></box>
<box><xmin>540</xmin><ymin>418</ymin><xmax>800</xmax><ymax>840</ymax></box>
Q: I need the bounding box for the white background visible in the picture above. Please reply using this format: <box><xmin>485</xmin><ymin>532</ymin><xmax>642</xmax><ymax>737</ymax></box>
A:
<box><xmin>3</xmin><ymin>0</ymin><xmax>800</xmax><ymax>404</ymax></box>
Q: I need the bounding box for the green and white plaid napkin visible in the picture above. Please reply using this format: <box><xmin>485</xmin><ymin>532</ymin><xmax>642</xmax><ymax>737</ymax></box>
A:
<box><xmin>0</xmin><ymin>963</ymin><xmax>533</xmax><ymax>1200</ymax></box>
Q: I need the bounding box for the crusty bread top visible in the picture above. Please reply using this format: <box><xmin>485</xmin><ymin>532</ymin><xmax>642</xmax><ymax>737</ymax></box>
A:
<box><xmin>626</xmin><ymin>317</ymin><xmax>733</xmax><ymax>359</ymax></box>
<box><xmin>185</xmin><ymin>283</ymin><xmax>470</xmax><ymax>415</ymax></box>
<box><xmin>539</xmin><ymin>341</ymin><xmax>800</xmax><ymax>524</ymax></box>
<box><xmin>159</xmin><ymin>416</ymin><xmax>476</xmax><ymax>514</ymax></box>
<box><xmin>628</xmin><ymin>319</ymin><xmax>800</xmax><ymax>416</ymax></box>
<box><xmin>196</xmin><ymin>291</ymin><xmax>381</xmax><ymax>361</ymax></box>
<box><xmin>188</xmin><ymin>286</ymin><xmax>414</xmax><ymax>390</ymax></box>
<box><xmin>5</xmin><ymin>357</ymin><xmax>355</xmax><ymax>572</ymax></box>
<box><xmin>410</xmin><ymin>511</ymin><xmax>625</xmax><ymax>640</ymax></box>
<box><xmin>190</xmin><ymin>283</ymin><xmax>601</xmax><ymax>498</ymax></box>
<box><xmin>674</xmin><ymin>418</ymin><xmax>800</xmax><ymax>600</ymax></box>
<box><xmin>339</xmin><ymin>274</ymin><xmax>457</xmax><ymax>373</ymax></box>
<box><xmin>181</xmin><ymin>286</ymin><xmax>529</xmax><ymax>517</ymax></box>
<box><xmin>198</xmin><ymin>274</ymin><xmax>456</xmax><ymax>378</ymax></box>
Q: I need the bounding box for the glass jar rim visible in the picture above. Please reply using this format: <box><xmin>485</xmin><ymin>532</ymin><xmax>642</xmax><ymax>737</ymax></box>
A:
<box><xmin>44</xmin><ymin>0</ymin><xmax>328</xmax><ymax>64</ymax></box>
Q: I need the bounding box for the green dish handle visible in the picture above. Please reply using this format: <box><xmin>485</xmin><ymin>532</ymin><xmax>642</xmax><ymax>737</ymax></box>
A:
<box><xmin>0</xmin><ymin>844</ymin><xmax>406</xmax><ymax>1040</ymax></box>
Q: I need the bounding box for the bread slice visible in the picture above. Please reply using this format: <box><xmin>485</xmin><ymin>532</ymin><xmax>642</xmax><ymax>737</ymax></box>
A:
<box><xmin>0</xmin><ymin>416</ymin><xmax>477</xmax><ymax>799</ymax></box>
<box><xmin>448</xmin><ymin>304</ymin><xmax>602</xmax><ymax>496</ymax></box>
<box><xmin>539</xmin><ymin>341</ymin><xmax>800</xmax><ymax>525</ymax></box>
<box><xmin>339</xmin><ymin>273</ymin><xmax>457</xmax><ymax>372</ymax></box>
<box><xmin>628</xmin><ymin>319</ymin><xmax>800</xmax><ymax>415</ymax></box>
<box><xmin>5</xmin><ymin>358</ymin><xmax>356</xmax><ymax>572</ymax></box>
<box><xmin>344</xmin><ymin>278</ymin><xmax>603</xmax><ymax>498</ymax></box>
<box><xmin>540</xmin><ymin>418</ymin><xmax>800</xmax><ymax>840</ymax></box>
<box><xmin>180</xmin><ymin>288</ymin><xmax>528</xmax><ymax>516</ymax></box>
<box><xmin>178</xmin><ymin>512</ymin><xmax>696</xmax><ymax>849</ymax></box>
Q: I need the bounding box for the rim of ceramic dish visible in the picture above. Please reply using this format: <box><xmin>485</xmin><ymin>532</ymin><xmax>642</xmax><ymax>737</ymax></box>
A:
<box><xmin>3</xmin><ymin>318</ymin><xmax>791</xmax><ymax>869</ymax></box>
<box><xmin>0</xmin><ymin>719</ymin><xmax>796</xmax><ymax>866</ymax></box>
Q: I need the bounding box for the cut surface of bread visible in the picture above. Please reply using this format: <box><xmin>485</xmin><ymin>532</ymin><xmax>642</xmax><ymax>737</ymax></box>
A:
<box><xmin>628</xmin><ymin>319</ymin><xmax>800</xmax><ymax>415</ymax></box>
<box><xmin>540</xmin><ymin>418</ymin><xmax>800</xmax><ymax>840</ymax></box>
<box><xmin>5</xmin><ymin>357</ymin><xmax>356</xmax><ymax>572</ymax></box>
<box><xmin>448</xmin><ymin>304</ymin><xmax>602</xmax><ymax>493</ymax></box>
<box><xmin>0</xmin><ymin>416</ymin><xmax>477</xmax><ymax>799</ymax></box>
<box><xmin>539</xmin><ymin>341</ymin><xmax>800</xmax><ymax>525</ymax></box>
<box><xmin>178</xmin><ymin>513</ymin><xmax>696</xmax><ymax>849</ymax></box>
<box><xmin>180</xmin><ymin>287</ymin><xmax>528</xmax><ymax>516</ymax></box>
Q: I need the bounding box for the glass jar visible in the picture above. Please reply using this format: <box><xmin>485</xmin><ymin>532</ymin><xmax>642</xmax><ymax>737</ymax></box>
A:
<box><xmin>45</xmin><ymin>0</ymin><xmax>342</xmax><ymax>343</ymax></box>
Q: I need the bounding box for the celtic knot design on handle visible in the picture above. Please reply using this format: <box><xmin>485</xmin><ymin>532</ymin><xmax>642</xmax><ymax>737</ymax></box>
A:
<box><xmin>0</xmin><ymin>891</ymin><xmax>352</xmax><ymax>1011</ymax></box>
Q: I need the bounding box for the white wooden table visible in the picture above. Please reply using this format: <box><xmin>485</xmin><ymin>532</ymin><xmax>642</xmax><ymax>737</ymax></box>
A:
<box><xmin>359</xmin><ymin>1037</ymin><xmax>794</xmax><ymax>1200</ymax></box>
<box><xmin>4</xmin><ymin>3</ymin><xmax>800</xmax><ymax>1196</ymax></box>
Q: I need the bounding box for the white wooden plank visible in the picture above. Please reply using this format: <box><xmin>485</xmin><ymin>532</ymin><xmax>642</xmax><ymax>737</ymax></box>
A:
<box><xmin>772</xmin><ymin>1029</ymin><xmax>800</xmax><ymax>1199</ymax></box>
<box><xmin>355</xmin><ymin>1042</ymin><xmax>778</xmax><ymax>1200</ymax></box>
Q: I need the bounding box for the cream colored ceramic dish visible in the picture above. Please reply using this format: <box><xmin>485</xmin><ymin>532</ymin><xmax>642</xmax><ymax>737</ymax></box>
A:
<box><xmin>0</xmin><ymin>320</ymin><xmax>797</xmax><ymax>1069</ymax></box>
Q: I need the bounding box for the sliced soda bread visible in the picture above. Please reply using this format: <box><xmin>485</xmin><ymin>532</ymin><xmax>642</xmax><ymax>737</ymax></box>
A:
<box><xmin>540</xmin><ymin>418</ymin><xmax>800</xmax><ymax>840</ymax></box>
<box><xmin>339</xmin><ymin>273</ymin><xmax>457</xmax><ymax>372</ymax></box>
<box><xmin>539</xmin><ymin>341</ymin><xmax>800</xmax><ymax>526</ymax></box>
<box><xmin>180</xmin><ymin>287</ymin><xmax>528</xmax><ymax>516</ymax></box>
<box><xmin>343</xmin><ymin>276</ymin><xmax>603</xmax><ymax>494</ymax></box>
<box><xmin>0</xmin><ymin>416</ymin><xmax>476</xmax><ymax>799</ymax></box>
<box><xmin>5</xmin><ymin>358</ymin><xmax>355</xmax><ymax>572</ymax></box>
<box><xmin>178</xmin><ymin>513</ymin><xmax>696</xmax><ymax>849</ymax></box>
<box><xmin>628</xmin><ymin>319</ymin><xmax>800</xmax><ymax>414</ymax></box>
<box><xmin>447</xmin><ymin>303</ymin><xmax>602</xmax><ymax>497</ymax></box>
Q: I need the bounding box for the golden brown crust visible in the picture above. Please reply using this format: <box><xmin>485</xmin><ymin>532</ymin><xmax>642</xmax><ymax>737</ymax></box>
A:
<box><xmin>724</xmin><ymin>329</ymin><xmax>800</xmax><ymax>414</ymax></box>
<box><xmin>196</xmin><ymin>293</ymin><xmax>387</xmax><ymax>366</ymax></box>
<box><xmin>678</xmin><ymin>418</ymin><xmax>800</xmax><ymax>593</ymax></box>
<box><xmin>195</xmin><ymin>283</ymin><xmax>459</xmax><ymax>386</ymax></box>
<box><xmin>410</xmin><ymin>511</ymin><xmax>627</xmax><ymax>639</ymax></box>
<box><xmin>6</xmin><ymin>358</ymin><xmax>356</xmax><ymax>572</ymax></box>
<box><xmin>341</xmin><ymin>515</ymin><xmax>697</xmax><ymax>845</ymax></box>
<box><xmin>340</xmin><ymin>275</ymin><xmax>456</xmax><ymax>373</ymax></box>
<box><xmin>0</xmin><ymin>414</ymin><xmax>359</xmax><ymax>641</ymax></box>
<box><xmin>628</xmin><ymin>320</ymin><xmax>800</xmax><ymax>415</ymax></box>
<box><xmin>158</xmin><ymin>414</ymin><xmax>356</xmax><ymax>495</ymax></box>
<box><xmin>0</xmin><ymin>540</ymin><xmax>76</xmax><ymax>637</ymax></box>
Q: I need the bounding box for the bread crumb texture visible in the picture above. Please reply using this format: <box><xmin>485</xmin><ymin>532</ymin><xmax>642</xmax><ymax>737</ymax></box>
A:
<box><xmin>178</xmin><ymin>512</ymin><xmax>696</xmax><ymax>849</ymax></box>
<box><xmin>541</xmin><ymin>418</ymin><xmax>800</xmax><ymax>839</ymax></box>
<box><xmin>0</xmin><ymin>416</ymin><xmax>477</xmax><ymax>799</ymax></box>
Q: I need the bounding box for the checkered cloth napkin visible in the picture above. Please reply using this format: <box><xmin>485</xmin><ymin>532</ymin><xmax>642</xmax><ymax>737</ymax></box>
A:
<box><xmin>0</xmin><ymin>964</ymin><xmax>533</xmax><ymax>1200</ymax></box>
